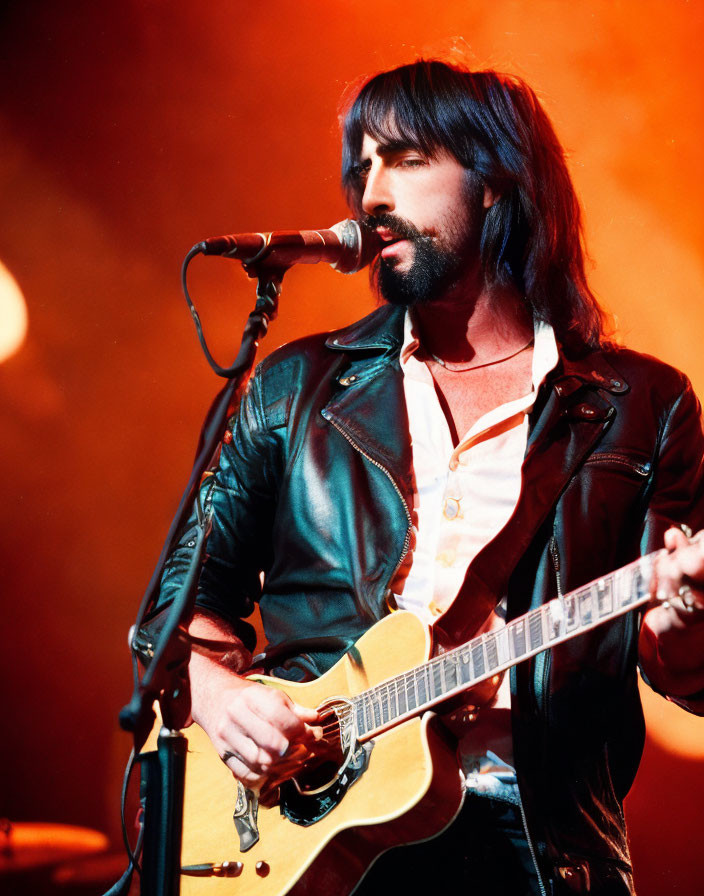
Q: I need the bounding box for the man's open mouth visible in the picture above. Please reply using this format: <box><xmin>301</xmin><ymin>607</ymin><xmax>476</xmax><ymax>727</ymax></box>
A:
<box><xmin>375</xmin><ymin>226</ymin><xmax>406</xmax><ymax>245</ymax></box>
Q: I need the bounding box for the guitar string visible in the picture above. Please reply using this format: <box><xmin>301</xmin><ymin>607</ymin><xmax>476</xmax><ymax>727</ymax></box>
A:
<box><xmin>307</xmin><ymin>557</ymin><xmax>649</xmax><ymax>744</ymax></box>
<box><xmin>301</xmin><ymin>559</ymin><xmax>655</xmax><ymax>761</ymax></box>
<box><xmin>341</xmin><ymin>556</ymin><xmax>645</xmax><ymax>734</ymax></box>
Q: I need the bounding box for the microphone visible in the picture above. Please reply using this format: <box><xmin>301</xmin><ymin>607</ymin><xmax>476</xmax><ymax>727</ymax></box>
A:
<box><xmin>196</xmin><ymin>219</ymin><xmax>382</xmax><ymax>274</ymax></box>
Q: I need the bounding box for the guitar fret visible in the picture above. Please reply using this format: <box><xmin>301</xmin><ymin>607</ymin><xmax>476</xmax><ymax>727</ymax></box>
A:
<box><xmin>564</xmin><ymin>595</ymin><xmax>578</xmax><ymax>632</ymax></box>
<box><xmin>540</xmin><ymin>603</ymin><xmax>550</xmax><ymax>644</ymax></box>
<box><xmin>590</xmin><ymin>586</ymin><xmax>599</xmax><ymax>622</ymax></box>
<box><xmin>629</xmin><ymin>567</ymin><xmax>641</xmax><ymax>603</ymax></box>
<box><xmin>375</xmin><ymin>687</ymin><xmax>384</xmax><ymax>726</ymax></box>
<box><xmin>458</xmin><ymin>646</ymin><xmax>471</xmax><ymax>684</ymax></box>
<box><xmin>355</xmin><ymin>699</ymin><xmax>366</xmax><ymax>737</ymax></box>
<box><xmin>485</xmin><ymin>633</ymin><xmax>499</xmax><ymax>671</ymax></box>
<box><xmin>578</xmin><ymin>588</ymin><xmax>593</xmax><ymax>626</ymax></box>
<box><xmin>379</xmin><ymin>683</ymin><xmax>390</xmax><ymax>725</ymax></box>
<box><xmin>364</xmin><ymin>694</ymin><xmax>374</xmax><ymax>732</ymax></box>
<box><xmin>446</xmin><ymin>654</ymin><xmax>459</xmax><ymax>691</ymax></box>
<box><xmin>427</xmin><ymin>663</ymin><xmax>436</xmax><ymax>698</ymax></box>
<box><xmin>617</xmin><ymin>567</ymin><xmax>634</xmax><ymax>609</ymax></box>
<box><xmin>635</xmin><ymin>564</ymin><xmax>648</xmax><ymax>602</ymax></box>
<box><xmin>596</xmin><ymin>577</ymin><xmax>613</xmax><ymax>616</ymax></box>
<box><xmin>510</xmin><ymin>618</ymin><xmax>527</xmax><ymax>657</ymax></box>
<box><xmin>471</xmin><ymin>641</ymin><xmax>485</xmax><ymax>678</ymax></box>
<box><xmin>369</xmin><ymin>693</ymin><xmax>380</xmax><ymax>729</ymax></box>
<box><xmin>438</xmin><ymin>657</ymin><xmax>447</xmax><ymax>694</ymax></box>
<box><xmin>398</xmin><ymin>675</ymin><xmax>408</xmax><ymax>716</ymax></box>
<box><xmin>419</xmin><ymin>665</ymin><xmax>433</xmax><ymax>703</ymax></box>
<box><xmin>416</xmin><ymin>667</ymin><xmax>428</xmax><ymax>706</ymax></box>
<box><xmin>399</xmin><ymin>674</ymin><xmax>410</xmax><ymax>715</ymax></box>
<box><xmin>528</xmin><ymin>610</ymin><xmax>543</xmax><ymax>651</ymax></box>
<box><xmin>431</xmin><ymin>658</ymin><xmax>444</xmax><ymax>697</ymax></box>
<box><xmin>630</xmin><ymin>565</ymin><xmax>641</xmax><ymax>604</ymax></box>
<box><xmin>495</xmin><ymin>627</ymin><xmax>510</xmax><ymax>664</ymax></box>
<box><xmin>628</xmin><ymin>567</ymin><xmax>640</xmax><ymax>605</ymax></box>
<box><xmin>411</xmin><ymin>668</ymin><xmax>420</xmax><ymax>710</ymax></box>
<box><xmin>546</xmin><ymin>600</ymin><xmax>563</xmax><ymax>640</ymax></box>
<box><xmin>614</xmin><ymin>568</ymin><xmax>626</xmax><ymax>609</ymax></box>
<box><xmin>407</xmin><ymin>671</ymin><xmax>417</xmax><ymax>711</ymax></box>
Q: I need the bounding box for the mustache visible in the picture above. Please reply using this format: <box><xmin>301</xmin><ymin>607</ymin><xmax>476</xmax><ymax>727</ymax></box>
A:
<box><xmin>363</xmin><ymin>213</ymin><xmax>426</xmax><ymax>242</ymax></box>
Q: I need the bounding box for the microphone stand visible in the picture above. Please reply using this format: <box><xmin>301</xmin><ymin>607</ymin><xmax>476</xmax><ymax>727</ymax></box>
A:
<box><xmin>114</xmin><ymin>260</ymin><xmax>287</xmax><ymax>896</ymax></box>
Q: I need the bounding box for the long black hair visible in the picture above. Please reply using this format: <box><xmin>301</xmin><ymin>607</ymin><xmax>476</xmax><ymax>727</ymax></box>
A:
<box><xmin>341</xmin><ymin>60</ymin><xmax>609</xmax><ymax>350</ymax></box>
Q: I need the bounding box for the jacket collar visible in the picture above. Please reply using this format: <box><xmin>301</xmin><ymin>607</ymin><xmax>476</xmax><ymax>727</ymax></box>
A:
<box><xmin>552</xmin><ymin>346</ymin><xmax>629</xmax><ymax>396</ymax></box>
<box><xmin>325</xmin><ymin>304</ymin><xmax>405</xmax><ymax>353</ymax></box>
<box><xmin>327</xmin><ymin>306</ymin><xmax>630</xmax><ymax>394</ymax></box>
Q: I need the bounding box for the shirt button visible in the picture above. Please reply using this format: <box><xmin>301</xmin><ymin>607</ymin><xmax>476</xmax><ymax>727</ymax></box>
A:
<box><xmin>443</xmin><ymin>497</ymin><xmax>461</xmax><ymax>520</ymax></box>
<box><xmin>436</xmin><ymin>549</ymin><xmax>456</xmax><ymax>567</ymax></box>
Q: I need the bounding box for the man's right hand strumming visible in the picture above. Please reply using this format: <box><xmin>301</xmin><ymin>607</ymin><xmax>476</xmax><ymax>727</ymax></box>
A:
<box><xmin>188</xmin><ymin>613</ymin><xmax>323</xmax><ymax>797</ymax></box>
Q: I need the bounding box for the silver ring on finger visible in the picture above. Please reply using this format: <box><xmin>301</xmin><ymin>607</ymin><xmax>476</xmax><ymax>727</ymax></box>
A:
<box><xmin>222</xmin><ymin>749</ymin><xmax>243</xmax><ymax>766</ymax></box>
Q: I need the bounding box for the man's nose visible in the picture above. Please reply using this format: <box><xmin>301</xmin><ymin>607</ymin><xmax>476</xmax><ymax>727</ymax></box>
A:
<box><xmin>361</xmin><ymin>165</ymin><xmax>394</xmax><ymax>216</ymax></box>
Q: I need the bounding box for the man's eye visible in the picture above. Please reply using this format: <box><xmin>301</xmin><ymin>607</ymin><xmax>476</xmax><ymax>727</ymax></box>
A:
<box><xmin>398</xmin><ymin>157</ymin><xmax>426</xmax><ymax>168</ymax></box>
<box><xmin>350</xmin><ymin>163</ymin><xmax>370</xmax><ymax>180</ymax></box>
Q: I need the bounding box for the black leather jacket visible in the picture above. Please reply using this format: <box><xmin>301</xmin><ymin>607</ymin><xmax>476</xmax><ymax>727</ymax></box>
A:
<box><xmin>160</xmin><ymin>304</ymin><xmax>704</xmax><ymax>894</ymax></box>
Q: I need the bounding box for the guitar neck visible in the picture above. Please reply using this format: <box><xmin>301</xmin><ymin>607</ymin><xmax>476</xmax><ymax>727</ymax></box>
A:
<box><xmin>352</xmin><ymin>549</ymin><xmax>662</xmax><ymax>740</ymax></box>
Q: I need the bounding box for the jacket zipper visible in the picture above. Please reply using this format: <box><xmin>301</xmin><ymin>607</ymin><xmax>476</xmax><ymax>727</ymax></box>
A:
<box><xmin>323</xmin><ymin>414</ymin><xmax>413</xmax><ymax>589</ymax></box>
<box><xmin>549</xmin><ymin>533</ymin><xmax>563</xmax><ymax>599</ymax></box>
<box><xmin>545</xmin><ymin>529</ymin><xmax>560</xmax><ymax>707</ymax></box>
<box><xmin>516</xmin><ymin>784</ymin><xmax>548</xmax><ymax>896</ymax></box>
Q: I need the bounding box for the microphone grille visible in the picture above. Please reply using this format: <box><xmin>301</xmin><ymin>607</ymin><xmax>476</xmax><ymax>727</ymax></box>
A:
<box><xmin>329</xmin><ymin>219</ymin><xmax>382</xmax><ymax>274</ymax></box>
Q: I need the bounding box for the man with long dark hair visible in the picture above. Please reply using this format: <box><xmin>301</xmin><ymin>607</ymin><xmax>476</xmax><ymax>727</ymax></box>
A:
<box><xmin>160</xmin><ymin>61</ymin><xmax>704</xmax><ymax>895</ymax></box>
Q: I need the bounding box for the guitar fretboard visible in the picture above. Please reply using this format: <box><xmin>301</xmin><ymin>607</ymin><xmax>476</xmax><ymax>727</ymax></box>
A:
<box><xmin>351</xmin><ymin>550</ymin><xmax>660</xmax><ymax>740</ymax></box>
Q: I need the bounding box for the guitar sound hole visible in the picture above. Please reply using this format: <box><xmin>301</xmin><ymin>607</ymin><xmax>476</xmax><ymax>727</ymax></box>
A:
<box><xmin>293</xmin><ymin>709</ymin><xmax>346</xmax><ymax>794</ymax></box>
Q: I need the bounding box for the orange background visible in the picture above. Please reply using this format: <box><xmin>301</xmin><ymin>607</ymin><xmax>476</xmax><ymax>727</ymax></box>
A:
<box><xmin>1</xmin><ymin>2</ymin><xmax>703</xmax><ymax>893</ymax></box>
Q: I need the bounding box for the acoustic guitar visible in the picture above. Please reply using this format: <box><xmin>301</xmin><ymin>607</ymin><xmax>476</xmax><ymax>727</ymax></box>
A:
<box><xmin>171</xmin><ymin>547</ymin><xmax>668</xmax><ymax>894</ymax></box>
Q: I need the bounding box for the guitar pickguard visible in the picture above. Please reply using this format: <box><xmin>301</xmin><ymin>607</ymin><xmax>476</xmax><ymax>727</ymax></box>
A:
<box><xmin>279</xmin><ymin>740</ymin><xmax>373</xmax><ymax>827</ymax></box>
<box><xmin>233</xmin><ymin>781</ymin><xmax>260</xmax><ymax>851</ymax></box>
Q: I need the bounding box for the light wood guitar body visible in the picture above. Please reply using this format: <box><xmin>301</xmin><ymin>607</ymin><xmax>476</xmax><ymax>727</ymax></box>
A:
<box><xmin>178</xmin><ymin>611</ymin><xmax>464</xmax><ymax>895</ymax></box>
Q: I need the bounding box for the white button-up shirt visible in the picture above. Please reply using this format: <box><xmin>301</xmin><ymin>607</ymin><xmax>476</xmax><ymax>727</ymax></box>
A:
<box><xmin>392</xmin><ymin>311</ymin><xmax>559</xmax><ymax>785</ymax></box>
<box><xmin>393</xmin><ymin>312</ymin><xmax>559</xmax><ymax>621</ymax></box>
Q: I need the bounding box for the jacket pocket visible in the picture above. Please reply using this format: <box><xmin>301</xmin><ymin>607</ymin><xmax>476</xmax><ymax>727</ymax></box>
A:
<box><xmin>582</xmin><ymin>452</ymin><xmax>651</xmax><ymax>479</ymax></box>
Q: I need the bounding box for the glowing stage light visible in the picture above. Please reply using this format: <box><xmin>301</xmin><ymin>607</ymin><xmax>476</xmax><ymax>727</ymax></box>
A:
<box><xmin>0</xmin><ymin>260</ymin><xmax>28</xmax><ymax>362</ymax></box>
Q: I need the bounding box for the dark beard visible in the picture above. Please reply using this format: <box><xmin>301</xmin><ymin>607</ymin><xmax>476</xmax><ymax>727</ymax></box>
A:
<box><xmin>367</xmin><ymin>213</ymin><xmax>465</xmax><ymax>307</ymax></box>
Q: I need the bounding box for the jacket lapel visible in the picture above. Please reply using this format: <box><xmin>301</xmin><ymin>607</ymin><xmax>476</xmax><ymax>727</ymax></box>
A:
<box><xmin>321</xmin><ymin>306</ymin><xmax>414</xmax><ymax>504</ymax></box>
